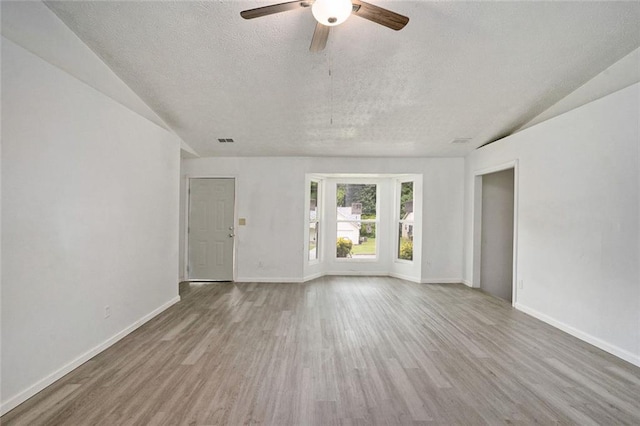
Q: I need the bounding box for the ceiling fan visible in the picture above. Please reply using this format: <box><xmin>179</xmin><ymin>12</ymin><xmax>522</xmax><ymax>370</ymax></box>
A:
<box><xmin>240</xmin><ymin>0</ymin><xmax>409</xmax><ymax>52</ymax></box>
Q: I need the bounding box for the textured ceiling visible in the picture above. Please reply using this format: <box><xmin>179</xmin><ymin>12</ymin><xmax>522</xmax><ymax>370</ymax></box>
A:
<box><xmin>46</xmin><ymin>1</ymin><xmax>640</xmax><ymax>157</ymax></box>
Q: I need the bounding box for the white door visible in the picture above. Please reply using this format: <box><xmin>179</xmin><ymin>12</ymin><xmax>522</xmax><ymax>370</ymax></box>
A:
<box><xmin>188</xmin><ymin>178</ymin><xmax>235</xmax><ymax>281</ymax></box>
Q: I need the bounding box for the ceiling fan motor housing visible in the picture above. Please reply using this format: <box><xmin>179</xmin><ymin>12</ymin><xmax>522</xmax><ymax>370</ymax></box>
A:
<box><xmin>312</xmin><ymin>0</ymin><xmax>353</xmax><ymax>26</ymax></box>
<box><xmin>240</xmin><ymin>0</ymin><xmax>409</xmax><ymax>52</ymax></box>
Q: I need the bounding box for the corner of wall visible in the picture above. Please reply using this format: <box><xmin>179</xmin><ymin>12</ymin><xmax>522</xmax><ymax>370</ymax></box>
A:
<box><xmin>515</xmin><ymin>303</ymin><xmax>640</xmax><ymax>368</ymax></box>
<box><xmin>0</xmin><ymin>296</ymin><xmax>180</xmax><ymax>415</ymax></box>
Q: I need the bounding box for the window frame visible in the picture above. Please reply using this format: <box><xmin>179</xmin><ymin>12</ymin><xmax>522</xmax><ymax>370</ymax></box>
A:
<box><xmin>395</xmin><ymin>179</ymin><xmax>415</xmax><ymax>263</ymax></box>
<box><xmin>308</xmin><ymin>178</ymin><xmax>321</xmax><ymax>264</ymax></box>
<box><xmin>334</xmin><ymin>182</ymin><xmax>379</xmax><ymax>261</ymax></box>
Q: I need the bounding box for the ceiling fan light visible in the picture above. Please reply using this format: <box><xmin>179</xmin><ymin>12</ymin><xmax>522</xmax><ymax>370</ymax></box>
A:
<box><xmin>312</xmin><ymin>0</ymin><xmax>352</xmax><ymax>26</ymax></box>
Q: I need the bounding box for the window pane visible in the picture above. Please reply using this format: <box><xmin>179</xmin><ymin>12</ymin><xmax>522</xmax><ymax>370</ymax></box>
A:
<box><xmin>309</xmin><ymin>222</ymin><xmax>318</xmax><ymax>261</ymax></box>
<box><xmin>310</xmin><ymin>181</ymin><xmax>318</xmax><ymax>221</ymax></box>
<box><xmin>398</xmin><ymin>181</ymin><xmax>414</xmax><ymax>261</ymax></box>
<box><xmin>337</xmin><ymin>222</ymin><xmax>376</xmax><ymax>258</ymax></box>
<box><xmin>398</xmin><ymin>222</ymin><xmax>413</xmax><ymax>261</ymax></box>
<box><xmin>400</xmin><ymin>181</ymin><xmax>413</xmax><ymax>219</ymax></box>
<box><xmin>337</xmin><ymin>183</ymin><xmax>377</xmax><ymax>220</ymax></box>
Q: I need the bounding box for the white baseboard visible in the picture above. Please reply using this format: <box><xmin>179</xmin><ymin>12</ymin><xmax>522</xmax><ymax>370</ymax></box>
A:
<box><xmin>0</xmin><ymin>296</ymin><xmax>181</xmax><ymax>416</ymax></box>
<box><xmin>324</xmin><ymin>271</ymin><xmax>388</xmax><ymax>276</ymax></box>
<box><xmin>461</xmin><ymin>279</ymin><xmax>473</xmax><ymax>287</ymax></box>
<box><xmin>388</xmin><ymin>272</ymin><xmax>421</xmax><ymax>283</ymax></box>
<box><xmin>421</xmin><ymin>278</ymin><xmax>464</xmax><ymax>284</ymax></box>
<box><xmin>235</xmin><ymin>277</ymin><xmax>302</xmax><ymax>283</ymax></box>
<box><xmin>515</xmin><ymin>303</ymin><xmax>640</xmax><ymax>368</ymax></box>
<box><xmin>302</xmin><ymin>272</ymin><xmax>323</xmax><ymax>282</ymax></box>
<box><xmin>236</xmin><ymin>273</ymin><xmax>462</xmax><ymax>284</ymax></box>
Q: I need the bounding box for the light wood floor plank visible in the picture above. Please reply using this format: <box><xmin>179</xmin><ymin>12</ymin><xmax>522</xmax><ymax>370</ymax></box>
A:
<box><xmin>2</xmin><ymin>277</ymin><xmax>640</xmax><ymax>425</ymax></box>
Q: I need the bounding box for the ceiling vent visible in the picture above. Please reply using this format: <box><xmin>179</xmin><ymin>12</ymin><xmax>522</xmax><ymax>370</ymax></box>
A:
<box><xmin>217</xmin><ymin>138</ymin><xmax>234</xmax><ymax>143</ymax></box>
<box><xmin>450</xmin><ymin>138</ymin><xmax>471</xmax><ymax>144</ymax></box>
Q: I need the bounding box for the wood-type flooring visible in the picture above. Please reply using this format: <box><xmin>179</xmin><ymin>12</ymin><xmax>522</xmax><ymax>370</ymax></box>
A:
<box><xmin>2</xmin><ymin>276</ymin><xmax>640</xmax><ymax>425</ymax></box>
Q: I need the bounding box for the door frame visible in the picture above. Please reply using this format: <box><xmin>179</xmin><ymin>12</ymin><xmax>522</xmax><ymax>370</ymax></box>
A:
<box><xmin>472</xmin><ymin>160</ymin><xmax>519</xmax><ymax>306</ymax></box>
<box><xmin>184</xmin><ymin>175</ymin><xmax>238</xmax><ymax>282</ymax></box>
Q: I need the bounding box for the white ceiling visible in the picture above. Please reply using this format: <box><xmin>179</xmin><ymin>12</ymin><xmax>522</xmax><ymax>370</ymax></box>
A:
<box><xmin>45</xmin><ymin>1</ymin><xmax>640</xmax><ymax>158</ymax></box>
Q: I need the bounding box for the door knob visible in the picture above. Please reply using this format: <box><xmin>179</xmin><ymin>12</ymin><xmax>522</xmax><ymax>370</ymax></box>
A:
<box><xmin>228</xmin><ymin>233</ymin><xmax>235</xmax><ymax>238</ymax></box>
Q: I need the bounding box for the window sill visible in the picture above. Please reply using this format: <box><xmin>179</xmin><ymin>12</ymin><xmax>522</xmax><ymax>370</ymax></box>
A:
<box><xmin>334</xmin><ymin>258</ymin><xmax>379</xmax><ymax>262</ymax></box>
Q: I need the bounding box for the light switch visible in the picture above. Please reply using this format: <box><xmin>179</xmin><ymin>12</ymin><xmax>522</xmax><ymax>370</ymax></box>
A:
<box><xmin>239</xmin><ymin>218</ymin><xmax>246</xmax><ymax>226</ymax></box>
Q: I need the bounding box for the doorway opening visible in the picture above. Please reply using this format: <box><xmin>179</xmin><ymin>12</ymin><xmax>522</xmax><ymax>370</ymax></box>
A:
<box><xmin>473</xmin><ymin>163</ymin><xmax>518</xmax><ymax>304</ymax></box>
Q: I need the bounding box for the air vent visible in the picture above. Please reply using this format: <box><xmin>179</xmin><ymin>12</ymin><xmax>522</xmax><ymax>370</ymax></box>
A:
<box><xmin>217</xmin><ymin>138</ymin><xmax>235</xmax><ymax>143</ymax></box>
<box><xmin>450</xmin><ymin>138</ymin><xmax>471</xmax><ymax>144</ymax></box>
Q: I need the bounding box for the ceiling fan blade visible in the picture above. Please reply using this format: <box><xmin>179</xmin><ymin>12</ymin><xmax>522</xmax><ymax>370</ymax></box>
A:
<box><xmin>241</xmin><ymin>1</ymin><xmax>313</xmax><ymax>20</ymax></box>
<box><xmin>310</xmin><ymin>22</ymin><xmax>330</xmax><ymax>52</ymax></box>
<box><xmin>351</xmin><ymin>0</ymin><xmax>409</xmax><ymax>31</ymax></box>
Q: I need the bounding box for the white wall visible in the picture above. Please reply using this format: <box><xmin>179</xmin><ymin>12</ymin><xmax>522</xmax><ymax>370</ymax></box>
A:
<box><xmin>463</xmin><ymin>83</ymin><xmax>640</xmax><ymax>366</ymax></box>
<box><xmin>1</xmin><ymin>1</ymin><xmax>198</xmax><ymax>158</ymax></box>
<box><xmin>520</xmin><ymin>48</ymin><xmax>640</xmax><ymax>131</ymax></box>
<box><xmin>1</xmin><ymin>1</ymin><xmax>166</xmax><ymax>130</ymax></box>
<box><xmin>181</xmin><ymin>157</ymin><xmax>464</xmax><ymax>283</ymax></box>
<box><xmin>1</xmin><ymin>36</ymin><xmax>181</xmax><ymax>414</ymax></box>
<box><xmin>480</xmin><ymin>169</ymin><xmax>514</xmax><ymax>301</ymax></box>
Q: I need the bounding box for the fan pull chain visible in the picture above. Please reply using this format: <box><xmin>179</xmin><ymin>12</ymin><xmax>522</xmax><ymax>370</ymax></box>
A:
<box><xmin>330</xmin><ymin>68</ymin><xmax>333</xmax><ymax>125</ymax></box>
<box><xmin>329</xmin><ymin>54</ymin><xmax>334</xmax><ymax>126</ymax></box>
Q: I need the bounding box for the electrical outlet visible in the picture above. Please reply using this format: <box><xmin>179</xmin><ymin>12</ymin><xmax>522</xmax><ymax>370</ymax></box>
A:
<box><xmin>104</xmin><ymin>305</ymin><xmax>111</xmax><ymax>318</ymax></box>
<box><xmin>518</xmin><ymin>280</ymin><xmax>524</xmax><ymax>289</ymax></box>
